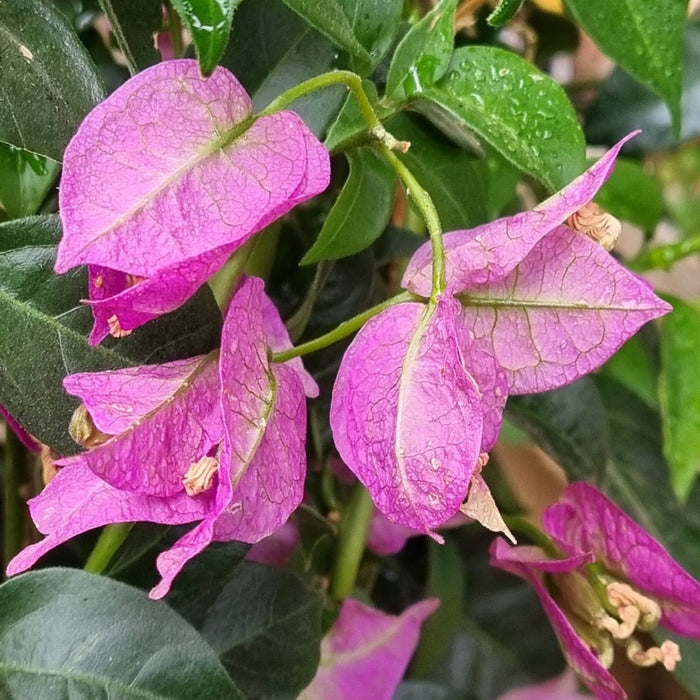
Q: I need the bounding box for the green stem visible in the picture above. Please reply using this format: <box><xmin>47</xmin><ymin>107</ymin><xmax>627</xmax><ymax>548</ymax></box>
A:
<box><xmin>272</xmin><ymin>291</ymin><xmax>417</xmax><ymax>363</ymax></box>
<box><xmin>330</xmin><ymin>482</ymin><xmax>374</xmax><ymax>600</ymax></box>
<box><xmin>84</xmin><ymin>523</ymin><xmax>132</xmax><ymax>575</ymax></box>
<box><xmin>3</xmin><ymin>428</ymin><xmax>25</xmax><ymax>567</ymax></box>
<box><xmin>260</xmin><ymin>71</ymin><xmax>381</xmax><ymax>131</ymax></box>
<box><xmin>378</xmin><ymin>145</ymin><xmax>445</xmax><ymax>300</ymax></box>
<box><xmin>629</xmin><ymin>236</ymin><xmax>700</xmax><ymax>271</ymax></box>
<box><xmin>501</xmin><ymin>515</ymin><xmax>561</xmax><ymax>558</ymax></box>
<box><xmin>286</xmin><ymin>260</ymin><xmax>335</xmax><ymax>343</ymax></box>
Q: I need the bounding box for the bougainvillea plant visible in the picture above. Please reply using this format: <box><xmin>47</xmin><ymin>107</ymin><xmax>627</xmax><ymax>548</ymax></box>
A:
<box><xmin>1</xmin><ymin>0</ymin><xmax>698</xmax><ymax>698</ymax></box>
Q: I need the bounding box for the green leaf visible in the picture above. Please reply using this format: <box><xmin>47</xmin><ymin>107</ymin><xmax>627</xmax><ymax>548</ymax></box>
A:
<box><xmin>592</xmin><ymin>157</ymin><xmax>664</xmax><ymax>234</ymax></box>
<box><xmin>386</xmin><ymin>0</ymin><xmax>457</xmax><ymax>100</ymax></box>
<box><xmin>601</xmin><ymin>334</ymin><xmax>658</xmax><ymax>408</ymax></box>
<box><xmin>564</xmin><ymin>0</ymin><xmax>686</xmax><ymax>136</ymax></box>
<box><xmin>660</xmin><ymin>296</ymin><xmax>700</xmax><ymax>501</ymax></box>
<box><xmin>280</xmin><ymin>0</ymin><xmax>373</xmax><ymax>73</ymax></box>
<box><xmin>385</xmin><ymin>113</ymin><xmax>515</xmax><ymax>230</ymax></box>
<box><xmin>222</xmin><ymin>0</ymin><xmax>342</xmax><ymax>136</ymax></box>
<box><xmin>171</xmin><ymin>560</ymin><xmax>323</xmax><ymax>699</ymax></box>
<box><xmin>170</xmin><ymin>0</ymin><xmax>242</xmax><ymax>76</ymax></box>
<box><xmin>0</xmin><ymin>0</ymin><xmax>105</xmax><ymax>161</ymax></box>
<box><xmin>487</xmin><ymin>0</ymin><xmax>526</xmax><ymax>27</ymax></box>
<box><xmin>421</xmin><ymin>46</ymin><xmax>586</xmax><ymax>190</ymax></box>
<box><xmin>97</xmin><ymin>0</ymin><xmax>163</xmax><ymax>74</ymax></box>
<box><xmin>0</xmin><ymin>215</ymin><xmax>222</xmax><ymax>454</ymax></box>
<box><xmin>0</xmin><ymin>145</ymin><xmax>59</xmax><ymax>219</ymax></box>
<box><xmin>0</xmin><ymin>569</ymin><xmax>241</xmax><ymax>698</ymax></box>
<box><xmin>302</xmin><ymin>147</ymin><xmax>396</xmax><ymax>264</ymax></box>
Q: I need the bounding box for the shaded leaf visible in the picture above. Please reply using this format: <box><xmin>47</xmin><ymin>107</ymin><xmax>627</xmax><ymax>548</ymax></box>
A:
<box><xmin>487</xmin><ymin>0</ymin><xmax>526</xmax><ymax>27</ymax></box>
<box><xmin>659</xmin><ymin>296</ymin><xmax>700</xmax><ymax>501</ymax></box>
<box><xmin>302</xmin><ymin>147</ymin><xmax>396</xmax><ymax>264</ymax></box>
<box><xmin>0</xmin><ymin>145</ymin><xmax>59</xmax><ymax>219</ymax></box>
<box><xmin>565</xmin><ymin>0</ymin><xmax>686</xmax><ymax>135</ymax></box>
<box><xmin>386</xmin><ymin>0</ymin><xmax>457</xmax><ymax>100</ymax></box>
<box><xmin>0</xmin><ymin>569</ymin><xmax>241</xmax><ymax>698</ymax></box>
<box><xmin>0</xmin><ymin>215</ymin><xmax>222</xmax><ymax>454</ymax></box>
<box><xmin>0</xmin><ymin>0</ymin><xmax>105</xmax><ymax>160</ymax></box>
<box><xmin>97</xmin><ymin>0</ymin><xmax>162</xmax><ymax>73</ymax></box>
<box><xmin>600</xmin><ymin>334</ymin><xmax>658</xmax><ymax>408</ymax></box>
<box><xmin>175</xmin><ymin>560</ymin><xmax>323</xmax><ymax>699</ymax></box>
<box><xmin>170</xmin><ymin>0</ymin><xmax>242</xmax><ymax>75</ymax></box>
<box><xmin>421</xmin><ymin>46</ymin><xmax>585</xmax><ymax>190</ymax></box>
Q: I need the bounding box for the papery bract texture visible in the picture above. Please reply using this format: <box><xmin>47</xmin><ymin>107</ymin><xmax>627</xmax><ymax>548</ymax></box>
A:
<box><xmin>6</xmin><ymin>462</ymin><xmax>211</xmax><ymax>576</ymax></box>
<box><xmin>544</xmin><ymin>483</ymin><xmax>700</xmax><ymax>638</ymax></box>
<box><xmin>56</xmin><ymin>59</ymin><xmax>330</xmax><ymax>342</ymax></box>
<box><xmin>58</xmin><ymin>355</ymin><xmax>223</xmax><ymax>496</ymax></box>
<box><xmin>497</xmin><ymin>670</ymin><xmax>593</xmax><ymax>700</ymax></box>
<box><xmin>301</xmin><ymin>598</ymin><xmax>439</xmax><ymax>700</ymax></box>
<box><xmin>490</xmin><ymin>539</ymin><xmax>624</xmax><ymax>700</ymax></box>
<box><xmin>330</xmin><ymin>297</ymin><xmax>484</xmax><ymax>535</ymax></box>
<box><xmin>458</xmin><ymin>226</ymin><xmax>671</xmax><ymax>394</ymax></box>
<box><xmin>403</xmin><ymin>132</ymin><xmax>638</xmax><ymax>296</ymax></box>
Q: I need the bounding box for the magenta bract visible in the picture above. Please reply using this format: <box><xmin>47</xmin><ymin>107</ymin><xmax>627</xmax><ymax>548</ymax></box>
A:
<box><xmin>301</xmin><ymin>598</ymin><xmax>439</xmax><ymax>700</ymax></box>
<box><xmin>56</xmin><ymin>59</ymin><xmax>329</xmax><ymax>343</ymax></box>
<box><xmin>7</xmin><ymin>277</ymin><xmax>316</xmax><ymax>599</ymax></box>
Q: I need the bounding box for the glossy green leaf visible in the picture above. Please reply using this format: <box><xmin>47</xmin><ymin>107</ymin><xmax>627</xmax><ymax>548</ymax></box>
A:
<box><xmin>171</xmin><ymin>0</ymin><xmax>242</xmax><ymax>75</ymax></box>
<box><xmin>660</xmin><ymin>297</ymin><xmax>700</xmax><ymax>502</ymax></box>
<box><xmin>592</xmin><ymin>157</ymin><xmax>664</xmax><ymax>234</ymax></box>
<box><xmin>386</xmin><ymin>0</ymin><xmax>457</xmax><ymax>100</ymax></box>
<box><xmin>302</xmin><ymin>147</ymin><xmax>396</xmax><ymax>264</ymax></box>
<box><xmin>97</xmin><ymin>0</ymin><xmax>162</xmax><ymax>74</ymax></box>
<box><xmin>421</xmin><ymin>47</ymin><xmax>586</xmax><ymax>191</ymax></box>
<box><xmin>0</xmin><ymin>215</ymin><xmax>222</xmax><ymax>454</ymax></box>
<box><xmin>0</xmin><ymin>569</ymin><xmax>241</xmax><ymax>698</ymax></box>
<box><xmin>487</xmin><ymin>0</ymin><xmax>525</xmax><ymax>27</ymax></box>
<box><xmin>385</xmin><ymin>113</ymin><xmax>513</xmax><ymax>230</ymax></box>
<box><xmin>0</xmin><ymin>145</ymin><xmax>59</xmax><ymax>219</ymax></box>
<box><xmin>565</xmin><ymin>0</ymin><xmax>686</xmax><ymax>135</ymax></box>
<box><xmin>0</xmin><ymin>0</ymin><xmax>105</xmax><ymax>161</ymax></box>
<box><xmin>222</xmin><ymin>0</ymin><xmax>342</xmax><ymax>136</ymax></box>
<box><xmin>601</xmin><ymin>334</ymin><xmax>658</xmax><ymax>408</ymax></box>
<box><xmin>280</xmin><ymin>0</ymin><xmax>373</xmax><ymax>73</ymax></box>
<box><xmin>171</xmin><ymin>560</ymin><xmax>323</xmax><ymax>699</ymax></box>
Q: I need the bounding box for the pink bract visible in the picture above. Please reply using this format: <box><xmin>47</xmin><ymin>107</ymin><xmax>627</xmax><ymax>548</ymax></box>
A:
<box><xmin>301</xmin><ymin>598</ymin><xmax>439</xmax><ymax>700</ymax></box>
<box><xmin>7</xmin><ymin>277</ymin><xmax>316</xmax><ymax>599</ymax></box>
<box><xmin>55</xmin><ymin>59</ymin><xmax>329</xmax><ymax>343</ymax></box>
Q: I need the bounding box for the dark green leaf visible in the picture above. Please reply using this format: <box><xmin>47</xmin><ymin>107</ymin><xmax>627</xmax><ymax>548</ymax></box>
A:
<box><xmin>386</xmin><ymin>0</ymin><xmax>456</xmax><ymax>100</ymax></box>
<box><xmin>565</xmin><ymin>0</ymin><xmax>686</xmax><ymax>135</ymax></box>
<box><xmin>171</xmin><ymin>0</ymin><xmax>241</xmax><ymax>75</ymax></box>
<box><xmin>172</xmin><ymin>560</ymin><xmax>323</xmax><ymax>699</ymax></box>
<box><xmin>659</xmin><ymin>296</ymin><xmax>700</xmax><ymax>501</ymax></box>
<box><xmin>0</xmin><ymin>145</ymin><xmax>59</xmax><ymax>219</ymax></box>
<box><xmin>0</xmin><ymin>215</ymin><xmax>222</xmax><ymax>454</ymax></box>
<box><xmin>0</xmin><ymin>0</ymin><xmax>105</xmax><ymax>160</ymax></box>
<box><xmin>222</xmin><ymin>0</ymin><xmax>342</xmax><ymax>136</ymax></box>
<box><xmin>0</xmin><ymin>569</ymin><xmax>241</xmax><ymax>698</ymax></box>
<box><xmin>302</xmin><ymin>147</ymin><xmax>396</xmax><ymax>264</ymax></box>
<box><xmin>600</xmin><ymin>335</ymin><xmax>658</xmax><ymax>408</ymax></box>
<box><xmin>592</xmin><ymin>157</ymin><xmax>664</xmax><ymax>234</ymax></box>
<box><xmin>97</xmin><ymin>0</ymin><xmax>162</xmax><ymax>74</ymax></box>
<box><xmin>394</xmin><ymin>681</ymin><xmax>462</xmax><ymax>700</ymax></box>
<box><xmin>421</xmin><ymin>47</ymin><xmax>585</xmax><ymax>191</ymax></box>
<box><xmin>487</xmin><ymin>0</ymin><xmax>525</xmax><ymax>27</ymax></box>
<box><xmin>280</xmin><ymin>0</ymin><xmax>373</xmax><ymax>73</ymax></box>
<box><xmin>337</xmin><ymin>0</ymin><xmax>403</xmax><ymax>73</ymax></box>
<box><xmin>385</xmin><ymin>113</ymin><xmax>505</xmax><ymax>230</ymax></box>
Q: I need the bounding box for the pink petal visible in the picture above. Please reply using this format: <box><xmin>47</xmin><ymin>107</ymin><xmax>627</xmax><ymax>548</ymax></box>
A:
<box><xmin>0</xmin><ymin>405</ymin><xmax>40</xmax><ymax>453</ymax></box>
<box><xmin>59</xmin><ymin>354</ymin><xmax>224</xmax><ymax>496</ymax></box>
<box><xmin>56</xmin><ymin>59</ymin><xmax>328</xmax><ymax>276</ymax></box>
<box><xmin>403</xmin><ymin>132</ymin><xmax>638</xmax><ymax>296</ymax></box>
<box><xmin>302</xmin><ymin>598</ymin><xmax>439</xmax><ymax>700</ymax></box>
<box><xmin>330</xmin><ymin>298</ymin><xmax>484</xmax><ymax>535</ymax></box>
<box><xmin>6</xmin><ymin>462</ymin><xmax>211</xmax><ymax>577</ymax></box>
<box><xmin>459</xmin><ymin>225</ymin><xmax>671</xmax><ymax>394</ymax></box>
<box><xmin>544</xmin><ymin>483</ymin><xmax>700</xmax><ymax>638</ymax></box>
<box><xmin>213</xmin><ymin>278</ymin><xmax>308</xmax><ymax>542</ymax></box>
<box><xmin>490</xmin><ymin>539</ymin><xmax>625</xmax><ymax>700</ymax></box>
<box><xmin>366</xmin><ymin>511</ymin><xmax>420</xmax><ymax>556</ymax></box>
<box><xmin>246</xmin><ymin>520</ymin><xmax>300</xmax><ymax>566</ymax></box>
